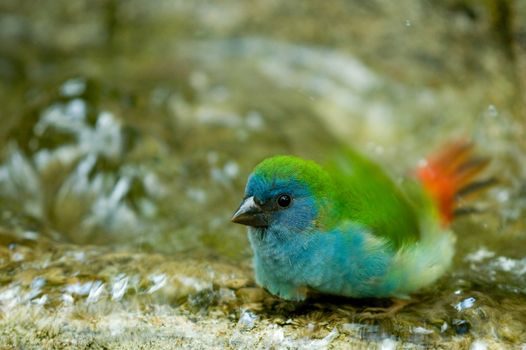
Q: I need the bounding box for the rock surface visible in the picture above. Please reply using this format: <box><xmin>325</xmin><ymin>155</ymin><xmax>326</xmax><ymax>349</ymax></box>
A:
<box><xmin>0</xmin><ymin>1</ymin><xmax>526</xmax><ymax>348</ymax></box>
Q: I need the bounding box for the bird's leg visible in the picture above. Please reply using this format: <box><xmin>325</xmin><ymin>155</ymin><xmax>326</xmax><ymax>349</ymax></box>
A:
<box><xmin>359</xmin><ymin>298</ymin><xmax>413</xmax><ymax>320</ymax></box>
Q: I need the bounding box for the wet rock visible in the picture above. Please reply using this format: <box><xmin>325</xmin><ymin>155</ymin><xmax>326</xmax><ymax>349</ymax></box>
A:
<box><xmin>0</xmin><ymin>0</ymin><xmax>525</xmax><ymax>348</ymax></box>
<box><xmin>236</xmin><ymin>287</ymin><xmax>266</xmax><ymax>304</ymax></box>
<box><xmin>223</xmin><ymin>278</ymin><xmax>250</xmax><ymax>290</ymax></box>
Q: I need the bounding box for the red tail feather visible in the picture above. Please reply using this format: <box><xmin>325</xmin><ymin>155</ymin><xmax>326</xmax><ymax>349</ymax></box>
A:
<box><xmin>417</xmin><ymin>141</ymin><xmax>490</xmax><ymax>226</ymax></box>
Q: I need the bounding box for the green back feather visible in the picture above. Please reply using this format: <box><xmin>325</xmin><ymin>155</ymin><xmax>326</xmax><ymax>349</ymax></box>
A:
<box><xmin>326</xmin><ymin>150</ymin><xmax>420</xmax><ymax>249</ymax></box>
<box><xmin>254</xmin><ymin>152</ymin><xmax>421</xmax><ymax>249</ymax></box>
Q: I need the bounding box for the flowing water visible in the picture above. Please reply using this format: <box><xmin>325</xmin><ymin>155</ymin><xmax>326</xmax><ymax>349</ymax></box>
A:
<box><xmin>1</xmin><ymin>1</ymin><xmax>526</xmax><ymax>348</ymax></box>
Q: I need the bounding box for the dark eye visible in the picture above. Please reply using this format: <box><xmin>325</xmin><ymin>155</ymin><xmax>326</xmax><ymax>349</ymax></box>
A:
<box><xmin>277</xmin><ymin>194</ymin><xmax>292</xmax><ymax>208</ymax></box>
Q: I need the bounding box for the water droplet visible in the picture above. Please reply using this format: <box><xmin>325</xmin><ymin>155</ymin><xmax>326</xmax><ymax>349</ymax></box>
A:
<box><xmin>496</xmin><ymin>256</ymin><xmax>517</xmax><ymax>272</ymax></box>
<box><xmin>487</xmin><ymin>104</ymin><xmax>498</xmax><ymax>118</ymax></box>
<box><xmin>218</xmin><ymin>288</ymin><xmax>236</xmax><ymax>302</ymax></box>
<box><xmin>66</xmin><ymin>99</ymin><xmax>87</xmax><ymax>120</ymax></box>
<box><xmin>60</xmin><ymin>78</ymin><xmax>86</xmax><ymax>97</ymax></box>
<box><xmin>189</xmin><ymin>71</ymin><xmax>209</xmax><ymax>91</ymax></box>
<box><xmin>207</xmin><ymin>151</ymin><xmax>219</xmax><ymax>165</ymax></box>
<box><xmin>380</xmin><ymin>338</ymin><xmax>397</xmax><ymax>350</ymax></box>
<box><xmin>32</xmin><ymin>294</ymin><xmax>47</xmax><ymax>305</ymax></box>
<box><xmin>11</xmin><ymin>252</ymin><xmax>24</xmax><ymax>262</ymax></box>
<box><xmin>62</xmin><ymin>293</ymin><xmax>74</xmax><ymax>305</ymax></box>
<box><xmin>224</xmin><ymin>161</ymin><xmax>239</xmax><ymax>178</ymax></box>
<box><xmin>147</xmin><ymin>274</ymin><xmax>167</xmax><ymax>294</ymax></box>
<box><xmin>66</xmin><ymin>281</ymin><xmax>94</xmax><ymax>296</ymax></box>
<box><xmin>111</xmin><ymin>274</ymin><xmax>129</xmax><ymax>301</ymax></box>
<box><xmin>186</xmin><ymin>188</ymin><xmax>207</xmax><ymax>203</ymax></box>
<box><xmin>316</xmin><ymin>328</ymin><xmax>339</xmax><ymax>347</ymax></box>
<box><xmin>465</xmin><ymin>248</ymin><xmax>495</xmax><ymax>262</ymax></box>
<box><xmin>496</xmin><ymin>190</ymin><xmax>510</xmax><ymax>203</ymax></box>
<box><xmin>405</xmin><ymin>19</ymin><xmax>412</xmax><ymax>27</ymax></box>
<box><xmin>31</xmin><ymin>277</ymin><xmax>46</xmax><ymax>290</ymax></box>
<box><xmin>86</xmin><ymin>281</ymin><xmax>105</xmax><ymax>303</ymax></box>
<box><xmin>0</xmin><ymin>285</ymin><xmax>21</xmax><ymax>308</ymax></box>
<box><xmin>454</xmin><ymin>296</ymin><xmax>476</xmax><ymax>311</ymax></box>
<box><xmin>245</xmin><ymin>111</ymin><xmax>264</xmax><ymax>130</ymax></box>
<box><xmin>22</xmin><ymin>231</ymin><xmax>39</xmax><ymax>240</ymax></box>
<box><xmin>471</xmin><ymin>339</ymin><xmax>488</xmax><ymax>350</ymax></box>
<box><xmin>306</xmin><ymin>323</ymin><xmax>315</xmax><ymax>332</ymax></box>
<box><xmin>237</xmin><ymin>309</ymin><xmax>258</xmax><ymax>330</ymax></box>
<box><xmin>412</xmin><ymin>326</ymin><xmax>434</xmax><ymax>335</ymax></box>
<box><xmin>143</xmin><ymin>172</ymin><xmax>166</xmax><ymax>198</ymax></box>
<box><xmin>71</xmin><ymin>251</ymin><xmax>86</xmax><ymax>262</ymax></box>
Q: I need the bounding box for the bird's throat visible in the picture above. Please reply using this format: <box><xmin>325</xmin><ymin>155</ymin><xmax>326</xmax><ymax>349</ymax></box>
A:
<box><xmin>251</xmin><ymin>227</ymin><xmax>268</xmax><ymax>240</ymax></box>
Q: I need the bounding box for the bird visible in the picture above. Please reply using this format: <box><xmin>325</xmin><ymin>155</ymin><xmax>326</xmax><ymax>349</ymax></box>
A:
<box><xmin>231</xmin><ymin>141</ymin><xmax>491</xmax><ymax>308</ymax></box>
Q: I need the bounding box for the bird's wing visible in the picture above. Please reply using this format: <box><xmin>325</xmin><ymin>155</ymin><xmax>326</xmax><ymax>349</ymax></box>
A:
<box><xmin>325</xmin><ymin>150</ymin><xmax>421</xmax><ymax>250</ymax></box>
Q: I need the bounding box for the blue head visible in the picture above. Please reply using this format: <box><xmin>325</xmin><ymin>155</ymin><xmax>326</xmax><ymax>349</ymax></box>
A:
<box><xmin>231</xmin><ymin>156</ymin><xmax>334</xmax><ymax>234</ymax></box>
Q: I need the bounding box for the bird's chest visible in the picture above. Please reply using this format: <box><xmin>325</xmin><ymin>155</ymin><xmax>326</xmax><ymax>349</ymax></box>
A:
<box><xmin>248</xmin><ymin>226</ymin><xmax>394</xmax><ymax>298</ymax></box>
<box><xmin>249</xmin><ymin>230</ymin><xmax>293</xmax><ymax>268</ymax></box>
<box><xmin>248</xmin><ymin>228</ymin><xmax>312</xmax><ymax>281</ymax></box>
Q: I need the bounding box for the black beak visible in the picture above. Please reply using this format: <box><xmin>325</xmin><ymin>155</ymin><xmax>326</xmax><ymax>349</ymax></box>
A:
<box><xmin>231</xmin><ymin>196</ymin><xmax>268</xmax><ymax>227</ymax></box>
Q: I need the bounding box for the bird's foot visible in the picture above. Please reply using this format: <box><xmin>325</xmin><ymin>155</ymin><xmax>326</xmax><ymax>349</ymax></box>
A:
<box><xmin>358</xmin><ymin>298</ymin><xmax>412</xmax><ymax>320</ymax></box>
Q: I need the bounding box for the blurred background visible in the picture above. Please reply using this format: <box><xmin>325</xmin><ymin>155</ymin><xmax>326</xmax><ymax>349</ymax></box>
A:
<box><xmin>0</xmin><ymin>1</ymin><xmax>526</xmax><ymax>347</ymax></box>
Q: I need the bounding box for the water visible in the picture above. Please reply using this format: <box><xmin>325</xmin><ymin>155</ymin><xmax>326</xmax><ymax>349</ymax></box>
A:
<box><xmin>0</xmin><ymin>0</ymin><xmax>525</xmax><ymax>348</ymax></box>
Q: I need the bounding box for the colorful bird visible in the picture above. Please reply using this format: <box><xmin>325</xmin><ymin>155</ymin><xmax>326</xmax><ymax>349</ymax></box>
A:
<box><xmin>231</xmin><ymin>141</ymin><xmax>490</xmax><ymax>304</ymax></box>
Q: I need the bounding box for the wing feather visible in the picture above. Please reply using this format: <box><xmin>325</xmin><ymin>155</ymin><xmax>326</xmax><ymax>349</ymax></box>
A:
<box><xmin>326</xmin><ymin>150</ymin><xmax>421</xmax><ymax>250</ymax></box>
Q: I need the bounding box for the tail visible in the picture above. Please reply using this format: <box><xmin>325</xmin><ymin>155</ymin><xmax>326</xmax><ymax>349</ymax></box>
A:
<box><xmin>416</xmin><ymin>140</ymin><xmax>495</xmax><ymax>225</ymax></box>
